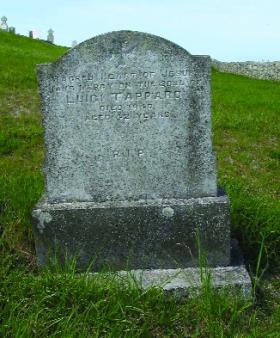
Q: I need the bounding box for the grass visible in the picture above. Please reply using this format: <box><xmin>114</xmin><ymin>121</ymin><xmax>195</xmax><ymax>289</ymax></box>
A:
<box><xmin>0</xmin><ymin>30</ymin><xmax>280</xmax><ymax>336</ymax></box>
<box><xmin>212</xmin><ymin>70</ymin><xmax>280</xmax><ymax>268</ymax></box>
<box><xmin>0</xmin><ymin>257</ymin><xmax>262</xmax><ymax>337</ymax></box>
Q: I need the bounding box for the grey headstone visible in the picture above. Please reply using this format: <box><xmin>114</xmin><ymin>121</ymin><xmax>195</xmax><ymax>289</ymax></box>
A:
<box><xmin>47</xmin><ymin>29</ymin><xmax>54</xmax><ymax>43</ymax></box>
<box><xmin>0</xmin><ymin>16</ymin><xmax>8</xmax><ymax>31</ymax></box>
<box><xmin>29</xmin><ymin>31</ymin><xmax>33</xmax><ymax>39</ymax></box>
<box><xmin>37</xmin><ymin>31</ymin><xmax>217</xmax><ymax>203</ymax></box>
<box><xmin>9</xmin><ymin>26</ymin><xmax>15</xmax><ymax>34</ymax></box>
<box><xmin>72</xmin><ymin>40</ymin><xmax>78</xmax><ymax>48</ymax></box>
<box><xmin>33</xmin><ymin>31</ymin><xmax>235</xmax><ymax>272</ymax></box>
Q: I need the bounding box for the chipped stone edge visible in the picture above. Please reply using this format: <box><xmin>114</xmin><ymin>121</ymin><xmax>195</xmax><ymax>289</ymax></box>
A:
<box><xmin>92</xmin><ymin>265</ymin><xmax>252</xmax><ymax>299</ymax></box>
<box><xmin>33</xmin><ymin>194</ymin><xmax>229</xmax><ymax>211</ymax></box>
<box><xmin>31</xmin><ymin>209</ymin><xmax>52</xmax><ymax>234</ymax></box>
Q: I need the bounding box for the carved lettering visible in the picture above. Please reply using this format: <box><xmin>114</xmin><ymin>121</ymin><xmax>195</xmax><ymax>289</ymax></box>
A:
<box><xmin>111</xmin><ymin>149</ymin><xmax>146</xmax><ymax>159</ymax></box>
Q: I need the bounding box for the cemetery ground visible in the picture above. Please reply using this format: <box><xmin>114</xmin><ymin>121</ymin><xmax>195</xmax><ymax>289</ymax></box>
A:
<box><xmin>0</xmin><ymin>31</ymin><xmax>279</xmax><ymax>337</ymax></box>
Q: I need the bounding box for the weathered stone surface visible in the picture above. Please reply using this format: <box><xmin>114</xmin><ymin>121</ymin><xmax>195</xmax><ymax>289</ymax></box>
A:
<box><xmin>37</xmin><ymin>30</ymin><xmax>217</xmax><ymax>203</ymax></box>
<box><xmin>117</xmin><ymin>239</ymin><xmax>251</xmax><ymax>297</ymax></box>
<box><xmin>33</xmin><ymin>31</ymin><xmax>236</xmax><ymax>273</ymax></box>
<box><xmin>116</xmin><ymin>265</ymin><xmax>252</xmax><ymax>298</ymax></box>
<box><xmin>32</xmin><ymin>194</ymin><xmax>231</xmax><ymax>270</ymax></box>
<box><xmin>91</xmin><ymin>240</ymin><xmax>251</xmax><ymax>298</ymax></box>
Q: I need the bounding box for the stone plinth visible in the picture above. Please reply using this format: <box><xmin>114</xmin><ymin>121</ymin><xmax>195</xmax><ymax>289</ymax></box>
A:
<box><xmin>33</xmin><ymin>194</ymin><xmax>230</xmax><ymax>271</ymax></box>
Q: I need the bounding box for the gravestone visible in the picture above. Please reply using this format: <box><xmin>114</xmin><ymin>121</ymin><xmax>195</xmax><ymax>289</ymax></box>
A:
<box><xmin>9</xmin><ymin>27</ymin><xmax>16</xmax><ymax>34</ymax></box>
<box><xmin>32</xmin><ymin>32</ymin><xmax>250</xmax><ymax>294</ymax></box>
<box><xmin>0</xmin><ymin>16</ymin><xmax>8</xmax><ymax>31</ymax></box>
<box><xmin>47</xmin><ymin>29</ymin><xmax>54</xmax><ymax>43</ymax></box>
<box><xmin>29</xmin><ymin>31</ymin><xmax>33</xmax><ymax>39</ymax></box>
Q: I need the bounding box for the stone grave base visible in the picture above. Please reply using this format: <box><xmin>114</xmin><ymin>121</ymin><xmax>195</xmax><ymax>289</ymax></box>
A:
<box><xmin>112</xmin><ymin>240</ymin><xmax>252</xmax><ymax>298</ymax></box>
<box><xmin>32</xmin><ymin>194</ymin><xmax>231</xmax><ymax>270</ymax></box>
<box><xmin>114</xmin><ymin>266</ymin><xmax>251</xmax><ymax>298</ymax></box>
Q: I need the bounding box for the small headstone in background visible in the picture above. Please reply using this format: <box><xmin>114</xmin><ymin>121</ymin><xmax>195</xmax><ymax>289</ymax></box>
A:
<box><xmin>9</xmin><ymin>27</ymin><xmax>16</xmax><ymax>34</ymax></box>
<box><xmin>32</xmin><ymin>30</ymin><xmax>40</xmax><ymax>39</ymax></box>
<box><xmin>29</xmin><ymin>31</ymin><xmax>33</xmax><ymax>39</ymax></box>
<box><xmin>47</xmin><ymin>29</ymin><xmax>54</xmax><ymax>43</ymax></box>
<box><xmin>0</xmin><ymin>16</ymin><xmax>8</xmax><ymax>31</ymax></box>
<box><xmin>72</xmin><ymin>40</ymin><xmax>77</xmax><ymax>48</ymax></box>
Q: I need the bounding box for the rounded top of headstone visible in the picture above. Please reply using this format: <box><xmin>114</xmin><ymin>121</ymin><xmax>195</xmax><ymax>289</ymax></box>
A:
<box><xmin>51</xmin><ymin>31</ymin><xmax>197</xmax><ymax>67</ymax></box>
<box><xmin>37</xmin><ymin>30</ymin><xmax>215</xmax><ymax>203</ymax></box>
<box><xmin>1</xmin><ymin>16</ymin><xmax>7</xmax><ymax>22</ymax></box>
<box><xmin>75</xmin><ymin>30</ymin><xmax>190</xmax><ymax>51</ymax></box>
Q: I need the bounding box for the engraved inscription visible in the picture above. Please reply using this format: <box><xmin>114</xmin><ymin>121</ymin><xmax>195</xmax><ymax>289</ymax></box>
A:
<box><xmin>112</xmin><ymin>149</ymin><xmax>144</xmax><ymax>159</ymax></box>
<box><xmin>48</xmin><ymin>68</ymin><xmax>190</xmax><ymax>105</ymax></box>
<box><xmin>84</xmin><ymin>110</ymin><xmax>176</xmax><ymax>122</ymax></box>
<box><xmin>92</xmin><ymin>148</ymin><xmax>146</xmax><ymax>162</ymax></box>
<box><xmin>110</xmin><ymin>90</ymin><xmax>181</xmax><ymax>101</ymax></box>
<box><xmin>49</xmin><ymin>67</ymin><xmax>189</xmax><ymax>126</ymax></box>
<box><xmin>37</xmin><ymin>31</ymin><xmax>216</xmax><ymax>204</ymax></box>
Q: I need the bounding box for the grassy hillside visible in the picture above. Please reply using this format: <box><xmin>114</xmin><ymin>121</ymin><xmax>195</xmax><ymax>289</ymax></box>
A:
<box><xmin>212</xmin><ymin>70</ymin><xmax>280</xmax><ymax>265</ymax></box>
<box><xmin>0</xmin><ymin>31</ymin><xmax>279</xmax><ymax>337</ymax></box>
<box><xmin>0</xmin><ymin>31</ymin><xmax>67</xmax><ymax>89</ymax></box>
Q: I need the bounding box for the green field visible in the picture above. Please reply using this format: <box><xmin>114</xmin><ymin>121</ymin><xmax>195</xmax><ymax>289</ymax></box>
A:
<box><xmin>0</xmin><ymin>31</ymin><xmax>279</xmax><ymax>337</ymax></box>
